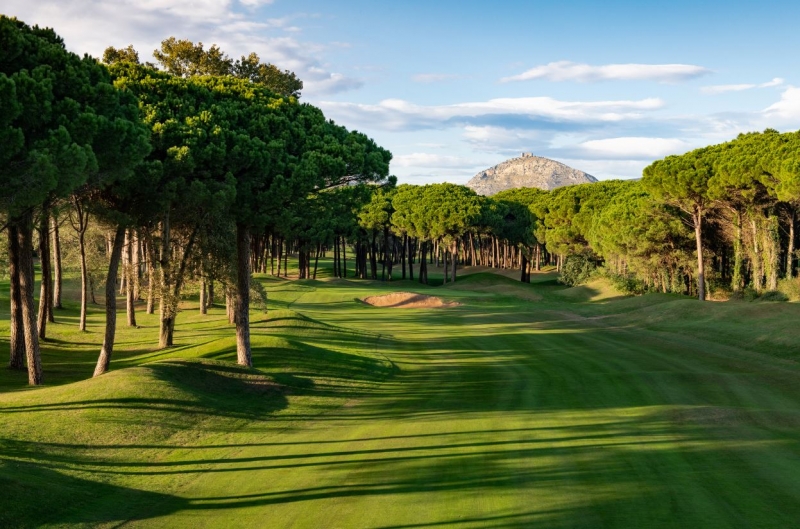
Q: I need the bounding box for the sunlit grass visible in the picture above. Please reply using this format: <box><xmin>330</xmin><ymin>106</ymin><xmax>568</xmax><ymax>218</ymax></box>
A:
<box><xmin>2</xmin><ymin>261</ymin><xmax>800</xmax><ymax>527</ymax></box>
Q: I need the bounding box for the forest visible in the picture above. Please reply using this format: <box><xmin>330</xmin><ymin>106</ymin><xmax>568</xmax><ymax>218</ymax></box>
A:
<box><xmin>4</xmin><ymin>14</ymin><xmax>800</xmax><ymax>391</ymax></box>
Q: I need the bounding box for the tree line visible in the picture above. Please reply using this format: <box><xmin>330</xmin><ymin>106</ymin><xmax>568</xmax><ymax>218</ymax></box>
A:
<box><xmin>1</xmin><ymin>17</ymin><xmax>391</xmax><ymax>385</ymax></box>
<box><xmin>304</xmin><ymin>130</ymin><xmax>800</xmax><ymax>308</ymax></box>
<box><xmin>5</xmin><ymin>16</ymin><xmax>799</xmax><ymax>387</ymax></box>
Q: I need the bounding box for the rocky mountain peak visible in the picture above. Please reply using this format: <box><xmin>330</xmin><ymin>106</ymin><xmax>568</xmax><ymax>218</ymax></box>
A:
<box><xmin>466</xmin><ymin>154</ymin><xmax>597</xmax><ymax>196</ymax></box>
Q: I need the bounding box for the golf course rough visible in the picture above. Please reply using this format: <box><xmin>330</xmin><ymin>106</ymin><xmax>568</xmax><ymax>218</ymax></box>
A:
<box><xmin>2</xmin><ymin>271</ymin><xmax>800</xmax><ymax>527</ymax></box>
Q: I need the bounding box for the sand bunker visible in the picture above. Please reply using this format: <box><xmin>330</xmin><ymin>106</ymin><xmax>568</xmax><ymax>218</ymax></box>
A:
<box><xmin>362</xmin><ymin>292</ymin><xmax>459</xmax><ymax>309</ymax></box>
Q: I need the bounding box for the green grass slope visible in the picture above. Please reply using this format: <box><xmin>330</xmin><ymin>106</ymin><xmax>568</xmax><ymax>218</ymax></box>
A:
<box><xmin>3</xmin><ymin>265</ymin><xmax>800</xmax><ymax>527</ymax></box>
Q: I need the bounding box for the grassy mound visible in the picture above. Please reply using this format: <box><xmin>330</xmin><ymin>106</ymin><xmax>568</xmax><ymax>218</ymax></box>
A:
<box><xmin>553</xmin><ymin>277</ymin><xmax>626</xmax><ymax>302</ymax></box>
<box><xmin>442</xmin><ymin>272</ymin><xmax>542</xmax><ymax>301</ymax></box>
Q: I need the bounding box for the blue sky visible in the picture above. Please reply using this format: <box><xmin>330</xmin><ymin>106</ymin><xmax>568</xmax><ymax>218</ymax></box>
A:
<box><xmin>6</xmin><ymin>0</ymin><xmax>800</xmax><ymax>183</ymax></box>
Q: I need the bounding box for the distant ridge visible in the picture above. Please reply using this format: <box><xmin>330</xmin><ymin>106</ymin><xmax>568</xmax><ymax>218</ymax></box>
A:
<box><xmin>466</xmin><ymin>153</ymin><xmax>597</xmax><ymax>196</ymax></box>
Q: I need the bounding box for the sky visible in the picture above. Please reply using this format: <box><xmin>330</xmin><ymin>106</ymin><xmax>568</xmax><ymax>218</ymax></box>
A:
<box><xmin>5</xmin><ymin>0</ymin><xmax>800</xmax><ymax>184</ymax></box>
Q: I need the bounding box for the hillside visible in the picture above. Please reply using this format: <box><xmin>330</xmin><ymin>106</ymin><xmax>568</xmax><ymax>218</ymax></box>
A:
<box><xmin>467</xmin><ymin>153</ymin><xmax>597</xmax><ymax>195</ymax></box>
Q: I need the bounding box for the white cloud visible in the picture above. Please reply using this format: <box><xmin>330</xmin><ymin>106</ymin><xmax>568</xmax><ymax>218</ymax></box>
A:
<box><xmin>579</xmin><ymin>137</ymin><xmax>692</xmax><ymax>159</ymax></box>
<box><xmin>762</xmin><ymin>78</ymin><xmax>785</xmax><ymax>88</ymax></box>
<box><xmin>462</xmin><ymin>126</ymin><xmax>548</xmax><ymax>153</ymax></box>
<box><xmin>558</xmin><ymin>159</ymin><xmax>649</xmax><ymax>180</ymax></box>
<box><xmin>702</xmin><ymin>77</ymin><xmax>784</xmax><ymax>94</ymax></box>
<box><xmin>392</xmin><ymin>153</ymin><xmax>501</xmax><ymax>183</ymax></box>
<box><xmin>762</xmin><ymin>85</ymin><xmax>800</xmax><ymax>124</ymax></box>
<box><xmin>239</xmin><ymin>0</ymin><xmax>275</xmax><ymax>6</ymax></box>
<box><xmin>501</xmin><ymin>61</ymin><xmax>711</xmax><ymax>83</ymax></box>
<box><xmin>393</xmin><ymin>153</ymin><xmax>482</xmax><ymax>168</ymax></box>
<box><xmin>4</xmin><ymin>0</ymin><xmax>361</xmax><ymax>96</ymax></box>
<box><xmin>319</xmin><ymin>96</ymin><xmax>665</xmax><ymax>131</ymax></box>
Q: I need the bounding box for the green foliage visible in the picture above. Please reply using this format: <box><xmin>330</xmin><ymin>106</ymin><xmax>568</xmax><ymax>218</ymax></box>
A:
<box><xmin>102</xmin><ymin>45</ymin><xmax>140</xmax><ymax>65</ymax></box>
<box><xmin>233</xmin><ymin>52</ymin><xmax>303</xmax><ymax>98</ymax></box>
<box><xmin>600</xmin><ymin>270</ymin><xmax>650</xmax><ymax>295</ymax></box>
<box><xmin>249</xmin><ymin>278</ymin><xmax>269</xmax><ymax>312</ymax></box>
<box><xmin>758</xmin><ymin>290</ymin><xmax>789</xmax><ymax>302</ymax></box>
<box><xmin>778</xmin><ymin>277</ymin><xmax>800</xmax><ymax>301</ymax></box>
<box><xmin>391</xmin><ymin>183</ymin><xmax>480</xmax><ymax>243</ymax></box>
<box><xmin>153</xmin><ymin>37</ymin><xmax>232</xmax><ymax>77</ymax></box>
<box><xmin>558</xmin><ymin>253</ymin><xmax>596</xmax><ymax>286</ymax></box>
<box><xmin>151</xmin><ymin>38</ymin><xmax>303</xmax><ymax>97</ymax></box>
<box><xmin>0</xmin><ymin>16</ymin><xmax>148</xmax><ymax>217</ymax></box>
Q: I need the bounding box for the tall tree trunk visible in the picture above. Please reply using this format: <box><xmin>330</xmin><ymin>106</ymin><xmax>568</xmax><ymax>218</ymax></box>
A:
<box><xmin>381</xmin><ymin>228</ymin><xmax>387</xmax><ymax>281</ymax></box>
<box><xmin>8</xmin><ymin>225</ymin><xmax>25</xmax><ymax>370</ymax></box>
<box><xmin>37</xmin><ymin>207</ymin><xmax>54</xmax><ymax>341</ymax></box>
<box><xmin>520</xmin><ymin>254</ymin><xmax>528</xmax><ymax>283</ymax></box>
<box><xmin>766</xmin><ymin>210</ymin><xmax>779</xmax><ymax>291</ymax></box>
<box><xmin>408</xmin><ymin>238</ymin><xmax>415</xmax><ymax>281</ymax></box>
<box><xmin>401</xmin><ymin>234</ymin><xmax>407</xmax><ymax>279</ymax></box>
<box><xmin>276</xmin><ymin>238</ymin><xmax>283</xmax><ymax>277</ymax></box>
<box><xmin>158</xmin><ymin>212</ymin><xmax>173</xmax><ymax>348</ymax></box>
<box><xmin>333</xmin><ymin>236</ymin><xmax>340</xmax><ymax>278</ymax></box>
<box><xmin>207</xmin><ymin>279</ymin><xmax>214</xmax><ymax>309</ymax></box>
<box><xmin>386</xmin><ymin>234</ymin><xmax>394</xmax><ymax>281</ymax></box>
<box><xmin>119</xmin><ymin>229</ymin><xmax>128</xmax><ymax>294</ymax></box>
<box><xmin>235</xmin><ymin>223</ymin><xmax>252</xmax><ymax>367</ymax></box>
<box><xmin>93</xmin><ymin>225</ymin><xmax>125</xmax><ymax>377</ymax></box>
<box><xmin>342</xmin><ymin>239</ymin><xmax>347</xmax><ymax>278</ymax></box>
<box><xmin>78</xmin><ymin>220</ymin><xmax>89</xmax><ymax>332</ymax></box>
<box><xmin>159</xmin><ymin>225</ymin><xmax>198</xmax><ymax>347</ymax></box>
<box><xmin>200</xmin><ymin>279</ymin><xmax>207</xmax><ymax>315</ymax></box>
<box><xmin>132</xmin><ymin>230</ymin><xmax>141</xmax><ymax>300</ymax></box>
<box><xmin>693</xmin><ymin>208</ymin><xmax>706</xmax><ymax>301</ymax></box>
<box><xmin>732</xmin><ymin>208</ymin><xmax>744</xmax><ymax>292</ymax></box>
<box><xmin>313</xmin><ymin>244</ymin><xmax>321</xmax><ymax>279</ymax></box>
<box><xmin>751</xmin><ymin>216</ymin><xmax>763</xmax><ymax>292</ymax></box>
<box><xmin>283</xmin><ymin>239</ymin><xmax>288</xmax><ymax>277</ymax></box>
<box><xmin>226</xmin><ymin>287</ymin><xmax>235</xmax><ymax>324</ymax></box>
<box><xmin>144</xmin><ymin>231</ymin><xmax>157</xmax><ymax>315</ymax></box>
<box><xmin>419</xmin><ymin>241</ymin><xmax>428</xmax><ymax>284</ymax></box>
<box><xmin>787</xmin><ymin>206</ymin><xmax>796</xmax><ymax>279</ymax></box>
<box><xmin>51</xmin><ymin>215</ymin><xmax>63</xmax><ymax>310</ymax></box>
<box><xmin>370</xmin><ymin>231</ymin><xmax>378</xmax><ymax>280</ymax></box>
<box><xmin>18</xmin><ymin>214</ymin><xmax>43</xmax><ymax>385</ymax></box>
<box><xmin>443</xmin><ymin>244</ymin><xmax>449</xmax><ymax>284</ymax></box>
<box><xmin>451</xmin><ymin>240</ymin><xmax>458</xmax><ymax>282</ymax></box>
<box><xmin>126</xmin><ymin>229</ymin><xmax>137</xmax><ymax>327</ymax></box>
<box><xmin>270</xmin><ymin>236</ymin><xmax>276</xmax><ymax>276</ymax></box>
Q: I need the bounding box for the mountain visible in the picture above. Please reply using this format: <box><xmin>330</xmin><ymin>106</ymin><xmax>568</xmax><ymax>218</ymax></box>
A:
<box><xmin>466</xmin><ymin>153</ymin><xmax>597</xmax><ymax>196</ymax></box>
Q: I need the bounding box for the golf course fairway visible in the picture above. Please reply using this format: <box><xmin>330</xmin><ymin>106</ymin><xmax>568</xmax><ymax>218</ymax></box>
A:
<box><xmin>3</xmin><ymin>270</ymin><xmax>800</xmax><ymax>528</ymax></box>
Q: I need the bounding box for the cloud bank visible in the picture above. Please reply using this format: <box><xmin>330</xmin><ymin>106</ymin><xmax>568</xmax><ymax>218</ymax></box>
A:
<box><xmin>320</xmin><ymin>96</ymin><xmax>665</xmax><ymax>131</ymax></box>
<box><xmin>701</xmin><ymin>77</ymin><xmax>784</xmax><ymax>94</ymax></box>
<box><xmin>501</xmin><ymin>61</ymin><xmax>711</xmax><ymax>83</ymax></box>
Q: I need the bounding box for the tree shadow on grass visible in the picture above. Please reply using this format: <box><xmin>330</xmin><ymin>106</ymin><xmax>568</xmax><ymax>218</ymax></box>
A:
<box><xmin>1</xmin><ymin>360</ymin><xmax>290</xmax><ymax>421</ymax></box>
<box><xmin>0</xmin><ymin>461</ymin><xmax>188</xmax><ymax>527</ymax></box>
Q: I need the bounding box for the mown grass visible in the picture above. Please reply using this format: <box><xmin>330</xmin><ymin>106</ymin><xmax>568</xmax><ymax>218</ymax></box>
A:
<box><xmin>3</xmin><ymin>261</ymin><xmax>800</xmax><ymax>527</ymax></box>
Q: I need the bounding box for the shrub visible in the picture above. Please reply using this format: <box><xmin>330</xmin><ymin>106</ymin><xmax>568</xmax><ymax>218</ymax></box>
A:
<box><xmin>250</xmin><ymin>279</ymin><xmax>269</xmax><ymax>312</ymax></box>
<box><xmin>743</xmin><ymin>287</ymin><xmax>759</xmax><ymax>301</ymax></box>
<box><xmin>603</xmin><ymin>271</ymin><xmax>649</xmax><ymax>295</ymax></box>
<box><xmin>559</xmin><ymin>254</ymin><xmax>596</xmax><ymax>287</ymax></box>
<box><xmin>777</xmin><ymin>277</ymin><xmax>800</xmax><ymax>301</ymax></box>
<box><xmin>758</xmin><ymin>290</ymin><xmax>789</xmax><ymax>302</ymax></box>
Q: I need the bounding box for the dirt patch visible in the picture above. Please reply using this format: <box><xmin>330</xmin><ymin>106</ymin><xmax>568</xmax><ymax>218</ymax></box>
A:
<box><xmin>362</xmin><ymin>292</ymin><xmax>459</xmax><ymax>309</ymax></box>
